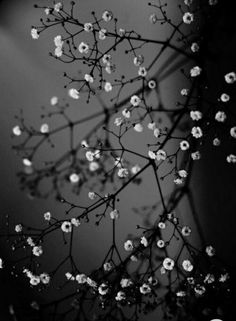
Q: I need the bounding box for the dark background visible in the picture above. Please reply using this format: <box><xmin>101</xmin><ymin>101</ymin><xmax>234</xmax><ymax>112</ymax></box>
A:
<box><xmin>0</xmin><ymin>0</ymin><xmax>236</xmax><ymax>320</ymax></box>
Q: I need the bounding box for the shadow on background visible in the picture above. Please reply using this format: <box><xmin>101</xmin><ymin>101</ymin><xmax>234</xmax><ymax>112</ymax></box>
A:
<box><xmin>0</xmin><ymin>0</ymin><xmax>235</xmax><ymax>320</ymax></box>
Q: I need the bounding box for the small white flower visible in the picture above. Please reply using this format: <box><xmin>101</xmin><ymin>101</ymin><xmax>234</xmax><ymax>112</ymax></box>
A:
<box><xmin>194</xmin><ymin>284</ymin><xmax>206</xmax><ymax>295</ymax></box>
<box><xmin>54</xmin><ymin>2</ymin><xmax>62</xmax><ymax>12</ymax></box>
<box><xmin>118</xmin><ymin>28</ymin><xmax>126</xmax><ymax>36</ymax></box>
<box><xmin>102</xmin><ymin>10</ymin><xmax>113</xmax><ymax>22</ymax></box>
<box><xmin>230</xmin><ymin>126</ymin><xmax>236</xmax><ymax>138</ymax></box>
<box><xmin>31</xmin><ymin>28</ymin><xmax>39</xmax><ymax>40</ymax></box>
<box><xmin>98</xmin><ymin>283</ymin><xmax>109</xmax><ymax>295</ymax></box>
<box><xmin>204</xmin><ymin>273</ymin><xmax>215</xmax><ymax>284</ymax></box>
<box><xmin>32</xmin><ymin>246</ymin><xmax>43</xmax><ymax>257</ymax></box>
<box><xmin>147</xmin><ymin>122</ymin><xmax>156</xmax><ymax>130</ymax></box>
<box><xmin>23</xmin><ymin>268</ymin><xmax>32</xmax><ymax>277</ymax></box>
<box><xmin>44</xmin><ymin>211</ymin><xmax>51</xmax><ymax>221</ymax></box>
<box><xmin>158</xmin><ymin>222</ymin><xmax>166</xmax><ymax>229</ymax></box>
<box><xmin>110</xmin><ymin>209</ymin><xmax>119</xmax><ymax>220</ymax></box>
<box><xmin>84</xmin><ymin>74</ymin><xmax>94</xmax><ymax>83</ymax></box>
<box><xmin>178</xmin><ymin>169</ymin><xmax>188</xmax><ymax>178</ymax></box>
<box><xmin>205</xmin><ymin>245</ymin><xmax>215</xmax><ymax>257</ymax></box>
<box><xmin>157</xmin><ymin>239</ymin><xmax>165</xmax><ymax>248</ymax></box>
<box><xmin>104</xmin><ymin>82</ymin><xmax>112</xmax><ymax>92</ymax></box>
<box><xmin>40</xmin><ymin>273</ymin><xmax>50</xmax><ymax>284</ymax></box>
<box><xmin>148</xmin><ymin>150</ymin><xmax>156</xmax><ymax>159</ymax></box>
<box><xmin>220</xmin><ymin>93</ymin><xmax>230</xmax><ymax>102</ymax></box>
<box><xmin>176</xmin><ymin>291</ymin><xmax>186</xmax><ymax>297</ymax></box>
<box><xmin>114</xmin><ymin>157</ymin><xmax>123</xmax><ymax>168</ymax></box>
<box><xmin>224</xmin><ymin>71</ymin><xmax>236</xmax><ymax>84</ymax></box>
<box><xmin>27</xmin><ymin>237</ymin><xmax>35</xmax><ymax>247</ymax></box>
<box><xmin>134</xmin><ymin>123</ymin><xmax>143</xmax><ymax>132</ymax></box>
<box><xmin>187</xmin><ymin>277</ymin><xmax>195</xmax><ymax>285</ymax></box>
<box><xmin>23</xmin><ymin>158</ymin><xmax>32</xmax><ymax>167</ymax></box>
<box><xmin>191</xmin><ymin>126</ymin><xmax>203</xmax><ymax>138</ymax></box>
<box><xmin>54</xmin><ymin>35</ymin><xmax>63</xmax><ymax>48</ymax></box>
<box><xmin>181</xmin><ymin>226</ymin><xmax>191</xmax><ymax>236</ymax></box>
<box><xmin>219</xmin><ymin>273</ymin><xmax>229</xmax><ymax>283</ymax></box>
<box><xmin>190</xmin><ymin>66</ymin><xmax>202</xmax><ymax>77</ymax></box>
<box><xmin>102</xmin><ymin>54</ymin><xmax>112</xmax><ymax>65</ymax></box>
<box><xmin>88</xmin><ymin>192</ymin><xmax>96</xmax><ymax>200</ymax></box>
<box><xmin>190</xmin><ymin>110</ymin><xmax>202</xmax><ymax>121</ymax></box>
<box><xmin>118</xmin><ymin>167</ymin><xmax>128</xmax><ymax>178</ymax></box>
<box><xmin>130</xmin><ymin>95</ymin><xmax>141</xmax><ymax>107</ymax></box>
<box><xmin>182</xmin><ymin>259</ymin><xmax>193</xmax><ymax>272</ymax></box>
<box><xmin>131</xmin><ymin>164</ymin><xmax>141</xmax><ymax>174</ymax></box>
<box><xmin>156</xmin><ymin>149</ymin><xmax>167</xmax><ymax>161</ymax></box>
<box><xmin>148</xmin><ymin>276</ymin><xmax>158</xmax><ymax>286</ymax></box>
<box><xmin>163</xmin><ymin>257</ymin><xmax>175</xmax><ymax>270</ymax></box>
<box><xmin>15</xmin><ymin>224</ymin><xmax>23</xmax><ymax>233</ymax></box>
<box><xmin>122</xmin><ymin>108</ymin><xmax>131</xmax><ymax>118</ymax></box>
<box><xmin>148</xmin><ymin>80</ymin><xmax>156</xmax><ymax>89</ymax></box>
<box><xmin>84</xmin><ymin>23</ymin><xmax>93</xmax><ymax>32</ymax></box>
<box><xmin>61</xmin><ymin>221</ymin><xmax>72</xmax><ymax>233</ymax></box>
<box><xmin>191</xmin><ymin>42</ymin><xmax>199</xmax><ymax>52</ymax></box>
<box><xmin>183</xmin><ymin>12</ymin><xmax>194</xmax><ymax>24</ymax></box>
<box><xmin>71</xmin><ymin>218</ymin><xmax>80</xmax><ymax>227</ymax></box>
<box><xmin>24</xmin><ymin>269</ymin><xmax>34</xmax><ymax>278</ymax></box>
<box><xmin>115</xmin><ymin>291</ymin><xmax>126</xmax><ymax>301</ymax></box>
<box><xmin>75</xmin><ymin>274</ymin><xmax>87</xmax><ymax>284</ymax></box>
<box><xmin>227</xmin><ymin>154</ymin><xmax>236</xmax><ymax>163</ymax></box>
<box><xmin>50</xmin><ymin>96</ymin><xmax>58</xmax><ymax>106</ymax></box>
<box><xmin>213</xmin><ymin>137</ymin><xmax>221</xmax><ymax>146</ymax></box>
<box><xmin>78</xmin><ymin>42</ymin><xmax>89</xmax><ymax>54</ymax></box>
<box><xmin>124</xmin><ymin>240</ymin><xmax>134</xmax><ymax>251</ymax></box>
<box><xmin>45</xmin><ymin>8</ymin><xmax>50</xmax><ymax>15</ymax></box>
<box><xmin>85</xmin><ymin>151</ymin><xmax>94</xmax><ymax>162</ymax></box>
<box><xmin>184</xmin><ymin>0</ymin><xmax>193</xmax><ymax>6</ymax></box>
<box><xmin>30</xmin><ymin>276</ymin><xmax>40</xmax><ymax>286</ymax></box>
<box><xmin>181</xmin><ymin>88</ymin><xmax>189</xmax><ymax>96</ymax></box>
<box><xmin>191</xmin><ymin>151</ymin><xmax>201</xmax><ymax>160</ymax></box>
<box><xmin>114</xmin><ymin>117</ymin><xmax>123</xmax><ymax>126</ymax></box>
<box><xmin>154</xmin><ymin>128</ymin><xmax>160</xmax><ymax>138</ymax></box>
<box><xmin>133</xmin><ymin>55</ymin><xmax>144</xmax><ymax>66</ymax></box>
<box><xmin>140</xmin><ymin>283</ymin><xmax>151</xmax><ymax>294</ymax></box>
<box><xmin>81</xmin><ymin>140</ymin><xmax>89</xmax><ymax>148</ymax></box>
<box><xmin>12</xmin><ymin>125</ymin><xmax>22</xmax><ymax>136</ymax></box>
<box><xmin>149</xmin><ymin>13</ymin><xmax>158</xmax><ymax>24</ymax></box>
<box><xmin>94</xmin><ymin>150</ymin><xmax>101</xmax><ymax>159</ymax></box>
<box><xmin>55</xmin><ymin>46</ymin><xmax>63</xmax><ymax>57</ymax></box>
<box><xmin>89</xmin><ymin>161</ymin><xmax>99</xmax><ymax>171</ymax></box>
<box><xmin>99</xmin><ymin>29</ymin><xmax>107</xmax><ymax>40</ymax></box>
<box><xmin>65</xmin><ymin>272</ymin><xmax>74</xmax><ymax>281</ymax></box>
<box><xmin>174</xmin><ymin>177</ymin><xmax>183</xmax><ymax>185</ymax></box>
<box><xmin>130</xmin><ymin>255</ymin><xmax>138</xmax><ymax>262</ymax></box>
<box><xmin>167</xmin><ymin>212</ymin><xmax>174</xmax><ymax>220</ymax></box>
<box><xmin>69</xmin><ymin>173</ymin><xmax>80</xmax><ymax>184</ymax></box>
<box><xmin>68</xmin><ymin>88</ymin><xmax>80</xmax><ymax>99</ymax></box>
<box><xmin>140</xmin><ymin>236</ymin><xmax>148</xmax><ymax>247</ymax></box>
<box><xmin>215</xmin><ymin>111</ymin><xmax>226</xmax><ymax>122</ymax></box>
<box><xmin>160</xmin><ymin>266</ymin><xmax>166</xmax><ymax>274</ymax></box>
<box><xmin>103</xmin><ymin>262</ymin><xmax>113</xmax><ymax>271</ymax></box>
<box><xmin>86</xmin><ymin>277</ymin><xmax>97</xmax><ymax>288</ymax></box>
<box><xmin>105</xmin><ymin>63</ymin><xmax>116</xmax><ymax>74</ymax></box>
<box><xmin>120</xmin><ymin>278</ymin><xmax>132</xmax><ymax>288</ymax></box>
<box><xmin>138</xmin><ymin>66</ymin><xmax>147</xmax><ymax>77</ymax></box>
<box><xmin>40</xmin><ymin>123</ymin><xmax>49</xmax><ymax>134</ymax></box>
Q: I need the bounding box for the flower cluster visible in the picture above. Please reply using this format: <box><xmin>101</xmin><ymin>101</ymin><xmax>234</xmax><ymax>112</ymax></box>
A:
<box><xmin>1</xmin><ymin>1</ymin><xmax>235</xmax><ymax>321</ymax></box>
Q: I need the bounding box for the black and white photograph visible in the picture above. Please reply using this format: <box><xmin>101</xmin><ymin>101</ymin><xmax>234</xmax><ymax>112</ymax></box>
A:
<box><xmin>0</xmin><ymin>0</ymin><xmax>235</xmax><ymax>320</ymax></box>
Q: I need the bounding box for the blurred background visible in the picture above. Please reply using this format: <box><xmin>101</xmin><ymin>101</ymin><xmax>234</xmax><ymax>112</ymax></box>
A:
<box><xmin>0</xmin><ymin>0</ymin><xmax>235</xmax><ymax>320</ymax></box>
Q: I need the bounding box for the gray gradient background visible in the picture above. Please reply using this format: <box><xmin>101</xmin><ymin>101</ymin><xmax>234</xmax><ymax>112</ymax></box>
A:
<box><xmin>0</xmin><ymin>0</ymin><xmax>236</xmax><ymax>320</ymax></box>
